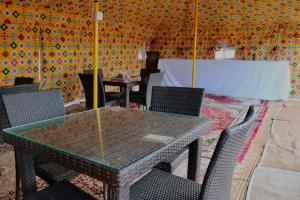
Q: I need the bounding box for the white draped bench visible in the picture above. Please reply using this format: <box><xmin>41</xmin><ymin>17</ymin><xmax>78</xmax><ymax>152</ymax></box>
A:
<box><xmin>158</xmin><ymin>59</ymin><xmax>290</xmax><ymax>101</ymax></box>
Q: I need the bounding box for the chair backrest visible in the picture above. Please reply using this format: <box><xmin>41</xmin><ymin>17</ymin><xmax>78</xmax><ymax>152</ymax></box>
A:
<box><xmin>150</xmin><ymin>86</ymin><xmax>205</xmax><ymax>116</ymax></box>
<box><xmin>14</xmin><ymin>77</ymin><xmax>34</xmax><ymax>86</ymax></box>
<box><xmin>78</xmin><ymin>73</ymin><xmax>106</xmax><ymax>109</ymax></box>
<box><xmin>139</xmin><ymin>68</ymin><xmax>148</xmax><ymax>93</ymax></box>
<box><xmin>0</xmin><ymin>84</ymin><xmax>39</xmax><ymax>144</ymax></box>
<box><xmin>2</xmin><ymin>89</ymin><xmax>65</xmax><ymax>127</ymax></box>
<box><xmin>199</xmin><ymin>105</ymin><xmax>256</xmax><ymax>200</ymax></box>
<box><xmin>83</xmin><ymin>69</ymin><xmax>104</xmax><ymax>80</ymax></box>
<box><xmin>145</xmin><ymin>72</ymin><xmax>164</xmax><ymax>108</ymax></box>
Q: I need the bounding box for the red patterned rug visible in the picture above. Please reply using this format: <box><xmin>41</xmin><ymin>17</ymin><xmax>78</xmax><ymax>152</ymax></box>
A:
<box><xmin>0</xmin><ymin>94</ymin><xmax>269</xmax><ymax>199</ymax></box>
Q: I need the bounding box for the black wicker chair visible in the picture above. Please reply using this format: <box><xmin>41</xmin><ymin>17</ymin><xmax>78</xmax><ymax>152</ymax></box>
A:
<box><xmin>130</xmin><ymin>72</ymin><xmax>164</xmax><ymax>109</ymax></box>
<box><xmin>130</xmin><ymin>105</ymin><xmax>256</xmax><ymax>200</ymax></box>
<box><xmin>83</xmin><ymin>69</ymin><xmax>104</xmax><ymax>79</ymax></box>
<box><xmin>150</xmin><ymin>86</ymin><xmax>205</xmax><ymax>173</ymax></box>
<box><xmin>83</xmin><ymin>68</ymin><xmax>123</xmax><ymax>99</ymax></box>
<box><xmin>131</xmin><ymin>68</ymin><xmax>160</xmax><ymax>94</ymax></box>
<box><xmin>0</xmin><ymin>84</ymin><xmax>39</xmax><ymax>144</ymax></box>
<box><xmin>14</xmin><ymin>77</ymin><xmax>34</xmax><ymax>86</ymax></box>
<box><xmin>2</xmin><ymin>89</ymin><xmax>77</xmax><ymax>199</ymax></box>
<box><xmin>79</xmin><ymin>73</ymin><xmax>123</xmax><ymax>109</ymax></box>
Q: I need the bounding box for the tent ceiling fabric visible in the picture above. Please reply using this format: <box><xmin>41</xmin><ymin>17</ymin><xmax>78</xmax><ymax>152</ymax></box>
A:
<box><xmin>0</xmin><ymin>0</ymin><xmax>299</xmax><ymax>27</ymax></box>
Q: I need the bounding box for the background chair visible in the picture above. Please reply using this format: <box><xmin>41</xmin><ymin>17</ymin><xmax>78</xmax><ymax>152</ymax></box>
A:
<box><xmin>83</xmin><ymin>68</ymin><xmax>124</xmax><ymax>99</ymax></box>
<box><xmin>2</xmin><ymin>89</ymin><xmax>77</xmax><ymax>199</ymax></box>
<box><xmin>79</xmin><ymin>73</ymin><xmax>122</xmax><ymax>109</ymax></box>
<box><xmin>130</xmin><ymin>105</ymin><xmax>256</xmax><ymax>200</ymax></box>
<box><xmin>130</xmin><ymin>72</ymin><xmax>164</xmax><ymax>109</ymax></box>
<box><xmin>83</xmin><ymin>69</ymin><xmax>104</xmax><ymax>79</ymax></box>
<box><xmin>137</xmin><ymin>68</ymin><xmax>161</xmax><ymax>93</ymax></box>
<box><xmin>150</xmin><ymin>86</ymin><xmax>205</xmax><ymax>173</ymax></box>
<box><xmin>14</xmin><ymin>77</ymin><xmax>34</xmax><ymax>86</ymax></box>
<box><xmin>0</xmin><ymin>83</ymin><xmax>39</xmax><ymax>144</ymax></box>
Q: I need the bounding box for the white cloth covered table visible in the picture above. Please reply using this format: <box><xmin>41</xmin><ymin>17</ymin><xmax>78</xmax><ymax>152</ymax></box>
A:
<box><xmin>158</xmin><ymin>59</ymin><xmax>290</xmax><ymax>101</ymax></box>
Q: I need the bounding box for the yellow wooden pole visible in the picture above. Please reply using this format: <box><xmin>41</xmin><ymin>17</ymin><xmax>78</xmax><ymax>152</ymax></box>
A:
<box><xmin>192</xmin><ymin>0</ymin><xmax>199</xmax><ymax>88</ymax></box>
<box><xmin>93</xmin><ymin>0</ymin><xmax>104</xmax><ymax>160</ymax></box>
<box><xmin>96</xmin><ymin>109</ymin><xmax>104</xmax><ymax>159</ymax></box>
<box><xmin>93</xmin><ymin>0</ymin><xmax>99</xmax><ymax>109</ymax></box>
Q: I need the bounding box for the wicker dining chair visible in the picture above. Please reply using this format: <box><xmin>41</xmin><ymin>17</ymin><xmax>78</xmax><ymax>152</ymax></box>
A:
<box><xmin>14</xmin><ymin>77</ymin><xmax>34</xmax><ymax>85</ymax></box>
<box><xmin>150</xmin><ymin>86</ymin><xmax>205</xmax><ymax>173</ymax></box>
<box><xmin>0</xmin><ymin>83</ymin><xmax>39</xmax><ymax>144</ymax></box>
<box><xmin>79</xmin><ymin>73</ymin><xmax>123</xmax><ymax>109</ymax></box>
<box><xmin>2</xmin><ymin>89</ymin><xmax>77</xmax><ymax>199</ymax></box>
<box><xmin>83</xmin><ymin>68</ymin><xmax>124</xmax><ymax>100</ymax></box>
<box><xmin>133</xmin><ymin>68</ymin><xmax>161</xmax><ymax>94</ymax></box>
<box><xmin>130</xmin><ymin>72</ymin><xmax>164</xmax><ymax>109</ymax></box>
<box><xmin>83</xmin><ymin>68</ymin><xmax>104</xmax><ymax>79</ymax></box>
<box><xmin>130</xmin><ymin>105</ymin><xmax>256</xmax><ymax>200</ymax></box>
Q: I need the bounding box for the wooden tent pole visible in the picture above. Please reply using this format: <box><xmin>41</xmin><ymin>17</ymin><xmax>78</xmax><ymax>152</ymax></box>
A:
<box><xmin>93</xmin><ymin>0</ymin><xmax>99</xmax><ymax>109</ymax></box>
<box><xmin>192</xmin><ymin>0</ymin><xmax>199</xmax><ymax>88</ymax></box>
<box><xmin>93</xmin><ymin>0</ymin><xmax>104</xmax><ymax>160</ymax></box>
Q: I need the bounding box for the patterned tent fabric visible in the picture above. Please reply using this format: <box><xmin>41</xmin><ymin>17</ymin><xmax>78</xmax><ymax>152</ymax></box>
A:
<box><xmin>0</xmin><ymin>0</ymin><xmax>299</xmax><ymax>101</ymax></box>
<box><xmin>0</xmin><ymin>1</ymin><xmax>299</xmax><ymax>26</ymax></box>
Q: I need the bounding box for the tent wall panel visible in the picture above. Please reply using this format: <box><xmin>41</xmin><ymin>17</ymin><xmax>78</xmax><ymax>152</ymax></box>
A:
<box><xmin>0</xmin><ymin>5</ymin><xmax>152</xmax><ymax>102</ymax></box>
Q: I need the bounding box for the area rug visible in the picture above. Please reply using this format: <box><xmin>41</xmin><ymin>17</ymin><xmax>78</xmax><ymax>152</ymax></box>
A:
<box><xmin>0</xmin><ymin>94</ymin><xmax>270</xmax><ymax>199</ymax></box>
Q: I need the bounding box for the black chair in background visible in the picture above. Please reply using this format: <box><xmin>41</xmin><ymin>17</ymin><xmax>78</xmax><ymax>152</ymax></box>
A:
<box><xmin>130</xmin><ymin>106</ymin><xmax>256</xmax><ymax>200</ymax></box>
<box><xmin>149</xmin><ymin>86</ymin><xmax>205</xmax><ymax>173</ymax></box>
<box><xmin>79</xmin><ymin>73</ymin><xmax>123</xmax><ymax>109</ymax></box>
<box><xmin>130</xmin><ymin>72</ymin><xmax>164</xmax><ymax>109</ymax></box>
<box><xmin>138</xmin><ymin>68</ymin><xmax>161</xmax><ymax>93</ymax></box>
<box><xmin>83</xmin><ymin>69</ymin><xmax>104</xmax><ymax>79</ymax></box>
<box><xmin>14</xmin><ymin>77</ymin><xmax>34</xmax><ymax>86</ymax></box>
<box><xmin>2</xmin><ymin>89</ymin><xmax>77</xmax><ymax>200</ymax></box>
<box><xmin>82</xmin><ymin>69</ymin><xmax>124</xmax><ymax>102</ymax></box>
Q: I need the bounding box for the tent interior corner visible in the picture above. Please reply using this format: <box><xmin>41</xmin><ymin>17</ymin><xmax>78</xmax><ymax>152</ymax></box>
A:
<box><xmin>1</xmin><ymin>1</ymin><xmax>300</xmax><ymax>200</ymax></box>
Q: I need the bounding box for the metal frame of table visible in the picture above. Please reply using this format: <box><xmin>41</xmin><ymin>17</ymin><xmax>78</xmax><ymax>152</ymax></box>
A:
<box><xmin>102</xmin><ymin>80</ymin><xmax>141</xmax><ymax>108</ymax></box>
<box><xmin>4</xmin><ymin>110</ymin><xmax>211</xmax><ymax>200</ymax></box>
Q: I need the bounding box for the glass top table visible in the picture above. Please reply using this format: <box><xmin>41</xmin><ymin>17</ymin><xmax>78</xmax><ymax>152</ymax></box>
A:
<box><xmin>4</xmin><ymin>107</ymin><xmax>211</xmax><ymax>199</ymax></box>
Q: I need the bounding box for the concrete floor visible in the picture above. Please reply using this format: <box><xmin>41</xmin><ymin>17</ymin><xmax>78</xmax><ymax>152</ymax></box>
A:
<box><xmin>261</xmin><ymin>100</ymin><xmax>300</xmax><ymax>172</ymax></box>
<box><xmin>247</xmin><ymin>100</ymin><xmax>300</xmax><ymax>200</ymax></box>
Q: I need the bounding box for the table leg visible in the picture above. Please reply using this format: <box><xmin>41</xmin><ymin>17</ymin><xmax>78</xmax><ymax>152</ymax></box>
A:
<box><xmin>124</xmin><ymin>85</ymin><xmax>129</xmax><ymax>108</ymax></box>
<box><xmin>15</xmin><ymin>148</ymin><xmax>37</xmax><ymax>198</ymax></box>
<box><xmin>104</xmin><ymin>184</ymin><xmax>130</xmax><ymax>200</ymax></box>
<box><xmin>187</xmin><ymin>138</ymin><xmax>202</xmax><ymax>182</ymax></box>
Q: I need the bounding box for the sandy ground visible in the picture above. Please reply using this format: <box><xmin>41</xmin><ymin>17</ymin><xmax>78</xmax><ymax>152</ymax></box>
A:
<box><xmin>0</xmin><ymin>151</ymin><xmax>15</xmax><ymax>199</ymax></box>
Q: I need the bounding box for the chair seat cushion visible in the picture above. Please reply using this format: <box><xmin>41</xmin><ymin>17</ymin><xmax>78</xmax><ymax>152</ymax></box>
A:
<box><xmin>106</xmin><ymin>92</ymin><xmax>124</xmax><ymax>100</ymax></box>
<box><xmin>25</xmin><ymin>180</ymin><xmax>96</xmax><ymax>200</ymax></box>
<box><xmin>130</xmin><ymin>168</ymin><xmax>201</xmax><ymax>200</ymax></box>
